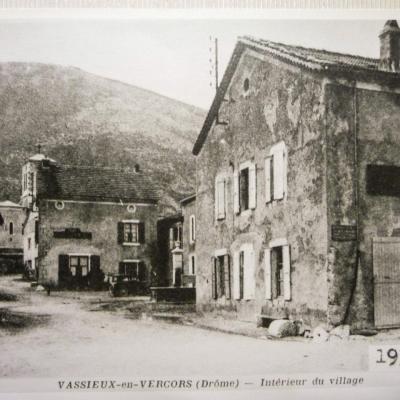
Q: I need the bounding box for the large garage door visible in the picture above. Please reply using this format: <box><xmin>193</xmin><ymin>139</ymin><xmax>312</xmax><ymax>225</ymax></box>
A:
<box><xmin>373</xmin><ymin>237</ymin><xmax>400</xmax><ymax>328</ymax></box>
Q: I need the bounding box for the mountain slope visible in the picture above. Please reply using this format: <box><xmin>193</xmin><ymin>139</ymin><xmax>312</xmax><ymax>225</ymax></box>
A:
<box><xmin>0</xmin><ymin>62</ymin><xmax>205</xmax><ymax>212</ymax></box>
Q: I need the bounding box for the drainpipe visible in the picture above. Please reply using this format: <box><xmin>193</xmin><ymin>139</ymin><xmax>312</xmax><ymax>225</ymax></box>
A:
<box><xmin>342</xmin><ymin>81</ymin><xmax>361</xmax><ymax>325</ymax></box>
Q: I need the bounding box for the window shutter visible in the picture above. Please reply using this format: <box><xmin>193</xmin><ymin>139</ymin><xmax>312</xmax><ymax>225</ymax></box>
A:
<box><xmin>118</xmin><ymin>262</ymin><xmax>124</xmax><ymax>274</ymax></box>
<box><xmin>58</xmin><ymin>254</ymin><xmax>70</xmax><ymax>284</ymax></box>
<box><xmin>264</xmin><ymin>249</ymin><xmax>272</xmax><ymax>300</ymax></box>
<box><xmin>244</xmin><ymin>247</ymin><xmax>255</xmax><ymax>300</ymax></box>
<box><xmin>249</xmin><ymin>164</ymin><xmax>257</xmax><ymax>209</ymax></box>
<box><xmin>169</xmin><ymin>228</ymin><xmax>174</xmax><ymax>249</ymax></box>
<box><xmin>224</xmin><ymin>254</ymin><xmax>231</xmax><ymax>299</ymax></box>
<box><xmin>139</xmin><ymin>222</ymin><xmax>145</xmax><ymax>244</ymax></box>
<box><xmin>35</xmin><ymin>220</ymin><xmax>39</xmax><ymax>244</ymax></box>
<box><xmin>90</xmin><ymin>255</ymin><xmax>100</xmax><ymax>273</ymax></box>
<box><xmin>139</xmin><ymin>261</ymin><xmax>146</xmax><ymax>281</ymax></box>
<box><xmin>239</xmin><ymin>252</ymin><xmax>244</xmax><ymax>300</ymax></box>
<box><xmin>274</xmin><ymin>149</ymin><xmax>285</xmax><ymax>200</ymax></box>
<box><xmin>265</xmin><ymin>156</ymin><xmax>272</xmax><ymax>203</ymax></box>
<box><xmin>214</xmin><ymin>177</ymin><xmax>219</xmax><ymax>221</ymax></box>
<box><xmin>217</xmin><ymin>179</ymin><xmax>226</xmax><ymax>220</ymax></box>
<box><xmin>233</xmin><ymin>170</ymin><xmax>240</xmax><ymax>214</ymax></box>
<box><xmin>283</xmin><ymin>245</ymin><xmax>291</xmax><ymax>301</ymax></box>
<box><xmin>117</xmin><ymin>222</ymin><xmax>124</xmax><ymax>244</ymax></box>
<box><xmin>211</xmin><ymin>256</ymin><xmax>217</xmax><ymax>300</ymax></box>
<box><xmin>233</xmin><ymin>251</ymin><xmax>240</xmax><ymax>299</ymax></box>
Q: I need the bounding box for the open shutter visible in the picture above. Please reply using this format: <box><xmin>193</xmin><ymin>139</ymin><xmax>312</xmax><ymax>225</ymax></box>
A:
<box><xmin>117</xmin><ymin>222</ymin><xmax>124</xmax><ymax>244</ymax></box>
<box><xmin>118</xmin><ymin>262</ymin><xmax>124</xmax><ymax>274</ymax></box>
<box><xmin>217</xmin><ymin>179</ymin><xmax>226</xmax><ymax>220</ymax></box>
<box><xmin>233</xmin><ymin>170</ymin><xmax>240</xmax><ymax>214</ymax></box>
<box><xmin>169</xmin><ymin>228</ymin><xmax>174</xmax><ymax>249</ymax></box>
<box><xmin>224</xmin><ymin>254</ymin><xmax>231</xmax><ymax>299</ymax></box>
<box><xmin>249</xmin><ymin>164</ymin><xmax>257</xmax><ymax>209</ymax></box>
<box><xmin>233</xmin><ymin>251</ymin><xmax>240</xmax><ymax>299</ymax></box>
<box><xmin>138</xmin><ymin>222</ymin><xmax>145</xmax><ymax>244</ymax></box>
<box><xmin>211</xmin><ymin>256</ymin><xmax>217</xmax><ymax>300</ymax></box>
<box><xmin>264</xmin><ymin>249</ymin><xmax>272</xmax><ymax>300</ymax></box>
<box><xmin>239</xmin><ymin>252</ymin><xmax>244</xmax><ymax>299</ymax></box>
<box><xmin>265</xmin><ymin>156</ymin><xmax>272</xmax><ymax>203</ymax></box>
<box><xmin>90</xmin><ymin>255</ymin><xmax>100</xmax><ymax>273</ymax></box>
<box><xmin>283</xmin><ymin>245</ymin><xmax>291</xmax><ymax>301</ymax></box>
<box><xmin>58</xmin><ymin>254</ymin><xmax>70</xmax><ymax>282</ymax></box>
<box><xmin>214</xmin><ymin>177</ymin><xmax>219</xmax><ymax>221</ymax></box>
<box><xmin>244</xmin><ymin>247</ymin><xmax>255</xmax><ymax>300</ymax></box>
<box><xmin>139</xmin><ymin>261</ymin><xmax>146</xmax><ymax>282</ymax></box>
<box><xmin>274</xmin><ymin>149</ymin><xmax>284</xmax><ymax>200</ymax></box>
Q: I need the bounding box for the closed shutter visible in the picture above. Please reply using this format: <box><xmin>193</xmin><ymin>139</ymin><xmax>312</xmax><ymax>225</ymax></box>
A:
<box><xmin>244</xmin><ymin>247</ymin><xmax>255</xmax><ymax>300</ymax></box>
<box><xmin>283</xmin><ymin>245</ymin><xmax>291</xmax><ymax>301</ymax></box>
<box><xmin>139</xmin><ymin>261</ymin><xmax>146</xmax><ymax>282</ymax></box>
<box><xmin>211</xmin><ymin>256</ymin><xmax>217</xmax><ymax>300</ymax></box>
<box><xmin>233</xmin><ymin>251</ymin><xmax>240</xmax><ymax>299</ymax></box>
<box><xmin>264</xmin><ymin>249</ymin><xmax>272</xmax><ymax>300</ymax></box>
<box><xmin>138</xmin><ymin>222</ymin><xmax>145</xmax><ymax>244</ymax></box>
<box><xmin>233</xmin><ymin>170</ymin><xmax>240</xmax><ymax>214</ymax></box>
<box><xmin>265</xmin><ymin>156</ymin><xmax>272</xmax><ymax>203</ymax></box>
<box><xmin>249</xmin><ymin>164</ymin><xmax>257</xmax><ymax>209</ymax></box>
<box><xmin>90</xmin><ymin>255</ymin><xmax>100</xmax><ymax>273</ymax></box>
<box><xmin>224</xmin><ymin>254</ymin><xmax>231</xmax><ymax>299</ymax></box>
<box><xmin>274</xmin><ymin>149</ymin><xmax>285</xmax><ymax>200</ymax></box>
<box><xmin>117</xmin><ymin>222</ymin><xmax>124</xmax><ymax>244</ymax></box>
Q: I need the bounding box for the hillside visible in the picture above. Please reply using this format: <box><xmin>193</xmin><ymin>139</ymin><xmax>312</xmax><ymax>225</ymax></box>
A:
<box><xmin>0</xmin><ymin>62</ymin><xmax>206</xmax><ymax>212</ymax></box>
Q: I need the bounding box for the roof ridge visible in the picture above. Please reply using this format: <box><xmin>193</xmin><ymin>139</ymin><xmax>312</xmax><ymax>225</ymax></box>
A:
<box><xmin>57</xmin><ymin>164</ymin><xmax>143</xmax><ymax>174</ymax></box>
<box><xmin>240</xmin><ymin>35</ymin><xmax>379</xmax><ymax>63</ymax></box>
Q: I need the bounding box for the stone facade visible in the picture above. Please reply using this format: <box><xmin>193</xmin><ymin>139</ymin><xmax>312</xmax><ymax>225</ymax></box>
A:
<box><xmin>193</xmin><ymin>31</ymin><xmax>400</xmax><ymax>329</ymax></box>
<box><xmin>21</xmin><ymin>154</ymin><xmax>159</xmax><ymax>289</ymax></box>
<box><xmin>0</xmin><ymin>201</ymin><xmax>24</xmax><ymax>273</ymax></box>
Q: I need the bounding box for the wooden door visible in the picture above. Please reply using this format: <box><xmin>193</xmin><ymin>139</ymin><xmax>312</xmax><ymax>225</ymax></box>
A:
<box><xmin>373</xmin><ymin>237</ymin><xmax>400</xmax><ymax>328</ymax></box>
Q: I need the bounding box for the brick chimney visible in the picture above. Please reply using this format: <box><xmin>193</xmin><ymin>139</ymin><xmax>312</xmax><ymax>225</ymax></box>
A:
<box><xmin>379</xmin><ymin>20</ymin><xmax>400</xmax><ymax>72</ymax></box>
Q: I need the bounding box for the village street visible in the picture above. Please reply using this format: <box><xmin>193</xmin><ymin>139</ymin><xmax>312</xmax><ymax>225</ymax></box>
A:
<box><xmin>0</xmin><ymin>275</ymin><xmax>398</xmax><ymax>378</ymax></box>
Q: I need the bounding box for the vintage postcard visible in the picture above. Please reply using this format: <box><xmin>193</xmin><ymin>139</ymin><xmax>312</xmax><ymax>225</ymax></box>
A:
<box><xmin>0</xmin><ymin>3</ymin><xmax>400</xmax><ymax>399</ymax></box>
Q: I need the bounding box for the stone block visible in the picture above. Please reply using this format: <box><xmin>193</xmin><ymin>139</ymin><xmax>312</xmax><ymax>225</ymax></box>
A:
<box><xmin>312</xmin><ymin>325</ymin><xmax>329</xmax><ymax>343</ymax></box>
<box><xmin>268</xmin><ymin>319</ymin><xmax>297</xmax><ymax>338</ymax></box>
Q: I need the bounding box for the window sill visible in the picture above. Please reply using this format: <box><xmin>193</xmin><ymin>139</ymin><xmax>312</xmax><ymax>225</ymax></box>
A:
<box><xmin>239</xmin><ymin>209</ymin><xmax>252</xmax><ymax>217</ymax></box>
<box><xmin>122</xmin><ymin>242</ymin><xmax>141</xmax><ymax>247</ymax></box>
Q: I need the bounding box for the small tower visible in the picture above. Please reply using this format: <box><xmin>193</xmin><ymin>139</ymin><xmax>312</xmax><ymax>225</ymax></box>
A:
<box><xmin>21</xmin><ymin>146</ymin><xmax>56</xmax><ymax>209</ymax></box>
<box><xmin>379</xmin><ymin>20</ymin><xmax>400</xmax><ymax>72</ymax></box>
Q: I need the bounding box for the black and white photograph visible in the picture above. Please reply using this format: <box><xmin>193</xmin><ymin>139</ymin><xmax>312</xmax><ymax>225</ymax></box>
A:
<box><xmin>0</xmin><ymin>7</ymin><xmax>400</xmax><ymax>398</ymax></box>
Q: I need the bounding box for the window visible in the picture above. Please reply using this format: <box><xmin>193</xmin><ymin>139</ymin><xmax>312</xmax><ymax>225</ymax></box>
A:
<box><xmin>35</xmin><ymin>220</ymin><xmax>39</xmax><ymax>245</ymax></box>
<box><xmin>233</xmin><ymin>244</ymin><xmax>255</xmax><ymax>300</ymax></box>
<box><xmin>234</xmin><ymin>162</ymin><xmax>256</xmax><ymax>214</ymax></box>
<box><xmin>70</xmin><ymin>255</ymin><xmax>89</xmax><ymax>277</ymax></box>
<box><xmin>243</xmin><ymin>78</ymin><xmax>250</xmax><ymax>92</ymax></box>
<box><xmin>266</xmin><ymin>141</ymin><xmax>287</xmax><ymax>203</ymax></box>
<box><xmin>124</xmin><ymin>222</ymin><xmax>138</xmax><ymax>243</ymax></box>
<box><xmin>189</xmin><ymin>254</ymin><xmax>196</xmax><ymax>275</ymax></box>
<box><xmin>118</xmin><ymin>221</ymin><xmax>145</xmax><ymax>245</ymax></box>
<box><xmin>211</xmin><ymin>252</ymin><xmax>231</xmax><ymax>299</ymax></box>
<box><xmin>215</xmin><ymin>176</ymin><xmax>226</xmax><ymax>220</ymax></box>
<box><xmin>119</xmin><ymin>260</ymin><xmax>146</xmax><ymax>281</ymax></box>
<box><xmin>366</xmin><ymin>164</ymin><xmax>400</xmax><ymax>197</ymax></box>
<box><xmin>9</xmin><ymin>222</ymin><xmax>13</xmax><ymax>235</ymax></box>
<box><xmin>189</xmin><ymin>215</ymin><xmax>196</xmax><ymax>243</ymax></box>
<box><xmin>28</xmin><ymin>237</ymin><xmax>31</xmax><ymax>250</ymax></box>
<box><xmin>169</xmin><ymin>224</ymin><xmax>182</xmax><ymax>249</ymax></box>
<box><xmin>265</xmin><ymin>241</ymin><xmax>291</xmax><ymax>301</ymax></box>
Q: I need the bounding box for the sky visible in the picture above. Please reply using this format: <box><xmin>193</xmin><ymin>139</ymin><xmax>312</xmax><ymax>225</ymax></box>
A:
<box><xmin>0</xmin><ymin>18</ymin><xmax>387</xmax><ymax>109</ymax></box>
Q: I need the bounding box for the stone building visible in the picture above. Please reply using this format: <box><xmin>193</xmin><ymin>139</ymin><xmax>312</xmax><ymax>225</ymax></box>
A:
<box><xmin>181</xmin><ymin>194</ymin><xmax>196</xmax><ymax>288</ymax></box>
<box><xmin>22</xmin><ymin>153</ymin><xmax>159</xmax><ymax>290</ymax></box>
<box><xmin>0</xmin><ymin>201</ymin><xmax>24</xmax><ymax>274</ymax></box>
<box><xmin>192</xmin><ymin>20</ymin><xmax>400</xmax><ymax>329</ymax></box>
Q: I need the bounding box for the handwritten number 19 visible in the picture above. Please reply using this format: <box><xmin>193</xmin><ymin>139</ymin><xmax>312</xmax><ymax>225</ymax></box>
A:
<box><xmin>376</xmin><ymin>348</ymin><xmax>398</xmax><ymax>365</ymax></box>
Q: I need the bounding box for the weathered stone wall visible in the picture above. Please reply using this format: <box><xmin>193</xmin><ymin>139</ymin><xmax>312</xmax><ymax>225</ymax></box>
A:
<box><xmin>195</xmin><ymin>50</ymin><xmax>329</xmax><ymax>325</ymax></box>
<box><xmin>182</xmin><ymin>200</ymin><xmax>196</xmax><ymax>276</ymax></box>
<box><xmin>0</xmin><ymin>206</ymin><xmax>25</xmax><ymax>249</ymax></box>
<box><xmin>325</xmin><ymin>82</ymin><xmax>400</xmax><ymax>328</ymax></box>
<box><xmin>37</xmin><ymin>199</ymin><xmax>158</xmax><ymax>286</ymax></box>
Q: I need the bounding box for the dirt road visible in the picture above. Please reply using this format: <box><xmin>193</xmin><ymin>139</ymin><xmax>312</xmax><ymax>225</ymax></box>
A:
<box><xmin>0</xmin><ymin>275</ymin><xmax>396</xmax><ymax>378</ymax></box>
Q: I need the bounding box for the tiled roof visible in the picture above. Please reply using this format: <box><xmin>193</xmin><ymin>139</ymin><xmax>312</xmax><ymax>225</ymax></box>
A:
<box><xmin>192</xmin><ymin>35</ymin><xmax>400</xmax><ymax>156</ymax></box>
<box><xmin>240</xmin><ymin>36</ymin><xmax>381</xmax><ymax>73</ymax></box>
<box><xmin>37</xmin><ymin>165</ymin><xmax>159</xmax><ymax>204</ymax></box>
